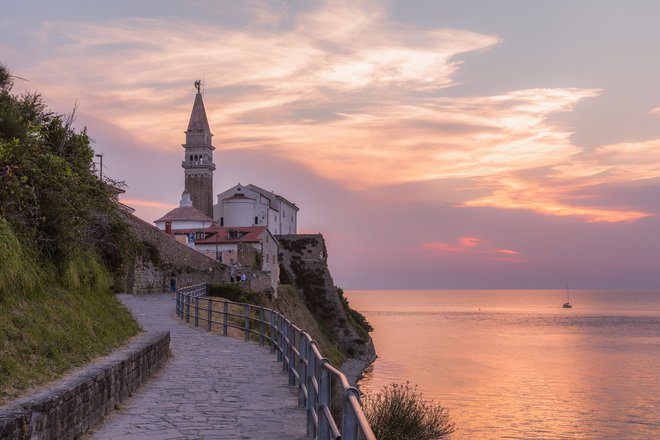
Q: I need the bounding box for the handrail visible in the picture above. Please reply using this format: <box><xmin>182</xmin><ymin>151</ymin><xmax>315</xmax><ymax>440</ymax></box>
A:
<box><xmin>175</xmin><ymin>285</ymin><xmax>376</xmax><ymax>440</ymax></box>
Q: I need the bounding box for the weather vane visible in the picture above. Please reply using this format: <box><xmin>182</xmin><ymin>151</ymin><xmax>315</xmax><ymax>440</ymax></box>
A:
<box><xmin>194</xmin><ymin>80</ymin><xmax>201</xmax><ymax>93</ymax></box>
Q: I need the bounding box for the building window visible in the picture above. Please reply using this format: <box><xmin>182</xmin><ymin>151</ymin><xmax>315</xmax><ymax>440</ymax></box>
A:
<box><xmin>220</xmin><ymin>217</ymin><xmax>224</xmax><ymax>226</ymax></box>
<box><xmin>255</xmin><ymin>216</ymin><xmax>258</xmax><ymax>225</ymax></box>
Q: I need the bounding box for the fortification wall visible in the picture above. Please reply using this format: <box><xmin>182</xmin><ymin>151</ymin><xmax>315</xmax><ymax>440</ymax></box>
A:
<box><xmin>124</xmin><ymin>214</ymin><xmax>229</xmax><ymax>293</ymax></box>
<box><xmin>0</xmin><ymin>332</ymin><xmax>170</xmax><ymax>440</ymax></box>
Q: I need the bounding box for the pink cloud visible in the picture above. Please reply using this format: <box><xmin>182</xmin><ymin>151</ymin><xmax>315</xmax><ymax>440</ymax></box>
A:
<box><xmin>421</xmin><ymin>236</ymin><xmax>524</xmax><ymax>262</ymax></box>
<box><xmin>120</xmin><ymin>198</ymin><xmax>177</xmax><ymax>209</ymax></box>
<box><xmin>8</xmin><ymin>1</ymin><xmax>659</xmax><ymax>226</ymax></box>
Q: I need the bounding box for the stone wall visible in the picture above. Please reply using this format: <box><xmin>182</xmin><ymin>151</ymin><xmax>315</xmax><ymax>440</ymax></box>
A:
<box><xmin>124</xmin><ymin>214</ymin><xmax>229</xmax><ymax>293</ymax></box>
<box><xmin>0</xmin><ymin>332</ymin><xmax>170</xmax><ymax>440</ymax></box>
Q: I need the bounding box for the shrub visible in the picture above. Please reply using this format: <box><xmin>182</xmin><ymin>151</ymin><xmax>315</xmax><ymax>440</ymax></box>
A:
<box><xmin>363</xmin><ymin>382</ymin><xmax>456</xmax><ymax>440</ymax></box>
<box><xmin>207</xmin><ymin>282</ymin><xmax>255</xmax><ymax>303</ymax></box>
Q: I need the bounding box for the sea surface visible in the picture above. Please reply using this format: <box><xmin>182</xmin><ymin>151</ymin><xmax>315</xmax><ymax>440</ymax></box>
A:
<box><xmin>345</xmin><ymin>290</ymin><xmax>660</xmax><ymax>440</ymax></box>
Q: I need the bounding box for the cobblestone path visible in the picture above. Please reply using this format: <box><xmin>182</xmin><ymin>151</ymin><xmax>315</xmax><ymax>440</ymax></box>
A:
<box><xmin>87</xmin><ymin>294</ymin><xmax>306</xmax><ymax>440</ymax></box>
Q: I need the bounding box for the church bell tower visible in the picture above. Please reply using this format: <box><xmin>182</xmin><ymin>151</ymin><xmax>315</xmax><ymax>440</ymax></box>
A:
<box><xmin>182</xmin><ymin>80</ymin><xmax>215</xmax><ymax>218</ymax></box>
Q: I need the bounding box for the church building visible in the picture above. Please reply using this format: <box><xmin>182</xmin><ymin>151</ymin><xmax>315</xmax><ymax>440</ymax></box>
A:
<box><xmin>177</xmin><ymin>81</ymin><xmax>298</xmax><ymax>236</ymax></box>
<box><xmin>182</xmin><ymin>81</ymin><xmax>215</xmax><ymax>218</ymax></box>
<box><xmin>214</xmin><ymin>184</ymin><xmax>298</xmax><ymax>235</ymax></box>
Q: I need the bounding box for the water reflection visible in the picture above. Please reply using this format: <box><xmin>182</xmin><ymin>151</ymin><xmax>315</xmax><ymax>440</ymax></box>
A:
<box><xmin>347</xmin><ymin>290</ymin><xmax>660</xmax><ymax>440</ymax></box>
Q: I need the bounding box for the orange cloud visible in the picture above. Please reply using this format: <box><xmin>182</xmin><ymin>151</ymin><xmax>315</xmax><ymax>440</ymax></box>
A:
<box><xmin>421</xmin><ymin>236</ymin><xmax>524</xmax><ymax>262</ymax></box>
<box><xmin>120</xmin><ymin>198</ymin><xmax>177</xmax><ymax>209</ymax></box>
<box><xmin>13</xmin><ymin>1</ymin><xmax>659</xmax><ymax>225</ymax></box>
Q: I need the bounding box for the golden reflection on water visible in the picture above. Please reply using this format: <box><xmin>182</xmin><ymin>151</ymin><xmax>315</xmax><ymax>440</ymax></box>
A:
<box><xmin>347</xmin><ymin>290</ymin><xmax>660</xmax><ymax>440</ymax></box>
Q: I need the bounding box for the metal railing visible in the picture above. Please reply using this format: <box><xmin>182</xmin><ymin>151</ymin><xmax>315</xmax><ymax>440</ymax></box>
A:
<box><xmin>175</xmin><ymin>284</ymin><xmax>376</xmax><ymax>440</ymax></box>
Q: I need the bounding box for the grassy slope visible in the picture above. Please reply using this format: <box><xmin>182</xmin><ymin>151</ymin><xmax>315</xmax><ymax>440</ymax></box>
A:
<box><xmin>0</xmin><ymin>288</ymin><xmax>139</xmax><ymax>404</ymax></box>
<box><xmin>269</xmin><ymin>284</ymin><xmax>345</xmax><ymax>366</ymax></box>
<box><xmin>0</xmin><ymin>223</ymin><xmax>140</xmax><ymax>404</ymax></box>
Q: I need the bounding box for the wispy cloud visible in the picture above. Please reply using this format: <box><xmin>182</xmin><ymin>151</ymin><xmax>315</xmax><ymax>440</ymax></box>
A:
<box><xmin>421</xmin><ymin>236</ymin><xmax>525</xmax><ymax>262</ymax></box>
<box><xmin>13</xmin><ymin>1</ymin><xmax>660</xmax><ymax>224</ymax></box>
<box><xmin>121</xmin><ymin>198</ymin><xmax>177</xmax><ymax>209</ymax></box>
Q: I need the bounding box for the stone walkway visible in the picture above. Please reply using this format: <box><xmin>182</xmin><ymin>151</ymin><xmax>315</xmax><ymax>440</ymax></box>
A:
<box><xmin>86</xmin><ymin>294</ymin><xmax>306</xmax><ymax>440</ymax></box>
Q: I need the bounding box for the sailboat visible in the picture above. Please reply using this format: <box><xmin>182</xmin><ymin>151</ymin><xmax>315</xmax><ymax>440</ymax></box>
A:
<box><xmin>562</xmin><ymin>286</ymin><xmax>572</xmax><ymax>309</ymax></box>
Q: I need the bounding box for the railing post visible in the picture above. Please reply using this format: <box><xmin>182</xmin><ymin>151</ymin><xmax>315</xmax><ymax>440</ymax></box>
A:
<box><xmin>277</xmin><ymin>314</ymin><xmax>283</xmax><ymax>362</ymax></box>
<box><xmin>185</xmin><ymin>295</ymin><xmax>190</xmax><ymax>323</ymax></box>
<box><xmin>244</xmin><ymin>304</ymin><xmax>250</xmax><ymax>342</ymax></box>
<box><xmin>288</xmin><ymin>323</ymin><xmax>295</xmax><ymax>386</ymax></box>
<box><xmin>223</xmin><ymin>301</ymin><xmax>228</xmax><ymax>336</ymax></box>
<box><xmin>207</xmin><ymin>298</ymin><xmax>213</xmax><ymax>331</ymax></box>
<box><xmin>342</xmin><ymin>388</ymin><xmax>361</xmax><ymax>440</ymax></box>
<box><xmin>298</xmin><ymin>334</ymin><xmax>307</xmax><ymax>408</ymax></box>
<box><xmin>282</xmin><ymin>319</ymin><xmax>289</xmax><ymax>373</ymax></box>
<box><xmin>259</xmin><ymin>307</ymin><xmax>265</xmax><ymax>346</ymax></box>
<box><xmin>194</xmin><ymin>296</ymin><xmax>199</xmax><ymax>327</ymax></box>
<box><xmin>306</xmin><ymin>341</ymin><xmax>317</xmax><ymax>439</ymax></box>
<box><xmin>176</xmin><ymin>291</ymin><xmax>181</xmax><ymax>318</ymax></box>
<box><xmin>269</xmin><ymin>311</ymin><xmax>276</xmax><ymax>354</ymax></box>
<box><xmin>319</xmin><ymin>359</ymin><xmax>332</xmax><ymax>440</ymax></box>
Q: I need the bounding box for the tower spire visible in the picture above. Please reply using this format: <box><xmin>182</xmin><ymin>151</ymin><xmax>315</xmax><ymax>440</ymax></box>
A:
<box><xmin>182</xmin><ymin>81</ymin><xmax>215</xmax><ymax>218</ymax></box>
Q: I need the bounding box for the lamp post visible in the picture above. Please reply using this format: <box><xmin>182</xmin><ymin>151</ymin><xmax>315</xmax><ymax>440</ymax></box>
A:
<box><xmin>95</xmin><ymin>153</ymin><xmax>103</xmax><ymax>180</ymax></box>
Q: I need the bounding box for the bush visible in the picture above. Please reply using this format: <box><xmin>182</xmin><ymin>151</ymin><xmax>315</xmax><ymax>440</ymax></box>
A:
<box><xmin>207</xmin><ymin>282</ymin><xmax>255</xmax><ymax>303</ymax></box>
<box><xmin>363</xmin><ymin>382</ymin><xmax>455</xmax><ymax>440</ymax></box>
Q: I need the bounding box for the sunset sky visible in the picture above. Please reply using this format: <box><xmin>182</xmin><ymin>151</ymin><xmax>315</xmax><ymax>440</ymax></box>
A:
<box><xmin>2</xmin><ymin>1</ymin><xmax>659</xmax><ymax>289</ymax></box>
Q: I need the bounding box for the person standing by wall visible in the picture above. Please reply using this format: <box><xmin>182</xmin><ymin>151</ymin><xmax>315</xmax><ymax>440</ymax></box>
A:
<box><xmin>170</xmin><ymin>272</ymin><xmax>177</xmax><ymax>300</ymax></box>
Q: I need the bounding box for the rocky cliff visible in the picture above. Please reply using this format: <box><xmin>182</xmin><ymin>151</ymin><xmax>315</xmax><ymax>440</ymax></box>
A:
<box><xmin>276</xmin><ymin>234</ymin><xmax>375</xmax><ymax>372</ymax></box>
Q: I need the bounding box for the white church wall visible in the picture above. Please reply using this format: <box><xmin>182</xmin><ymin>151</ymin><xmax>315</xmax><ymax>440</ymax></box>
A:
<box><xmin>154</xmin><ymin>219</ymin><xmax>214</xmax><ymax>231</ymax></box>
<box><xmin>223</xmin><ymin>198</ymin><xmax>256</xmax><ymax>227</ymax></box>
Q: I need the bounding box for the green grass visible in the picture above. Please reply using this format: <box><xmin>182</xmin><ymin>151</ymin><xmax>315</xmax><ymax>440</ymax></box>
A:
<box><xmin>0</xmin><ymin>221</ymin><xmax>140</xmax><ymax>404</ymax></box>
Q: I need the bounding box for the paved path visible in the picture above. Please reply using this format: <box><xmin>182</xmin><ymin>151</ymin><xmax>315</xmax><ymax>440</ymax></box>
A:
<box><xmin>87</xmin><ymin>294</ymin><xmax>306</xmax><ymax>440</ymax></box>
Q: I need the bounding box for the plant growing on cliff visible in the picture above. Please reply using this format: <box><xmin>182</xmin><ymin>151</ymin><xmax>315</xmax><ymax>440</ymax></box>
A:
<box><xmin>337</xmin><ymin>287</ymin><xmax>373</xmax><ymax>336</ymax></box>
<box><xmin>363</xmin><ymin>382</ymin><xmax>456</xmax><ymax>440</ymax></box>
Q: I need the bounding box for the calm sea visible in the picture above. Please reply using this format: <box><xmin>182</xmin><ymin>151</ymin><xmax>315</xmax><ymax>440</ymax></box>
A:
<box><xmin>345</xmin><ymin>290</ymin><xmax>660</xmax><ymax>440</ymax></box>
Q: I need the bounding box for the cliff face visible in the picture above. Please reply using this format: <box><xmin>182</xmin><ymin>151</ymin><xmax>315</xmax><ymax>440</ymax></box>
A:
<box><xmin>277</xmin><ymin>234</ymin><xmax>375</xmax><ymax>363</ymax></box>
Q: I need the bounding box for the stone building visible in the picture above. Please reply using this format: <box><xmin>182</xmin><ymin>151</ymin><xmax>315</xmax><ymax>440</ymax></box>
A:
<box><xmin>154</xmin><ymin>191</ymin><xmax>215</xmax><ymax>233</ymax></box>
<box><xmin>178</xmin><ymin>84</ymin><xmax>298</xmax><ymax>234</ymax></box>
<box><xmin>171</xmin><ymin>226</ymin><xmax>280</xmax><ymax>291</ymax></box>
<box><xmin>182</xmin><ymin>84</ymin><xmax>215</xmax><ymax>218</ymax></box>
<box><xmin>214</xmin><ymin>183</ymin><xmax>298</xmax><ymax>235</ymax></box>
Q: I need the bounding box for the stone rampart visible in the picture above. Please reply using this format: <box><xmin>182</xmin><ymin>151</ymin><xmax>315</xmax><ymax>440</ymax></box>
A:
<box><xmin>0</xmin><ymin>331</ymin><xmax>170</xmax><ymax>440</ymax></box>
<box><xmin>124</xmin><ymin>214</ymin><xmax>229</xmax><ymax>293</ymax></box>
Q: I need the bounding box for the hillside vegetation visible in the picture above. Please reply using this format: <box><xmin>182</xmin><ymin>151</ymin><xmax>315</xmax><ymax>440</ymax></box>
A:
<box><xmin>0</xmin><ymin>63</ymin><xmax>139</xmax><ymax>403</ymax></box>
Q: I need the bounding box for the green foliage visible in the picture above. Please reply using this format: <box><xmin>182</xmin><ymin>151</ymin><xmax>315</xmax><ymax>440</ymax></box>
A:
<box><xmin>337</xmin><ymin>286</ymin><xmax>373</xmax><ymax>336</ymax></box>
<box><xmin>363</xmin><ymin>383</ymin><xmax>456</xmax><ymax>440</ymax></box>
<box><xmin>0</xmin><ymin>218</ymin><xmax>46</xmax><ymax>300</ymax></box>
<box><xmin>0</xmin><ymin>211</ymin><xmax>139</xmax><ymax>403</ymax></box>
<box><xmin>62</xmin><ymin>249</ymin><xmax>112</xmax><ymax>292</ymax></box>
<box><xmin>207</xmin><ymin>282</ymin><xmax>256</xmax><ymax>303</ymax></box>
<box><xmin>0</xmin><ymin>62</ymin><xmax>131</xmax><ymax>289</ymax></box>
<box><xmin>0</xmin><ymin>282</ymin><xmax>140</xmax><ymax>403</ymax></box>
<box><xmin>0</xmin><ymin>62</ymin><xmax>140</xmax><ymax>402</ymax></box>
